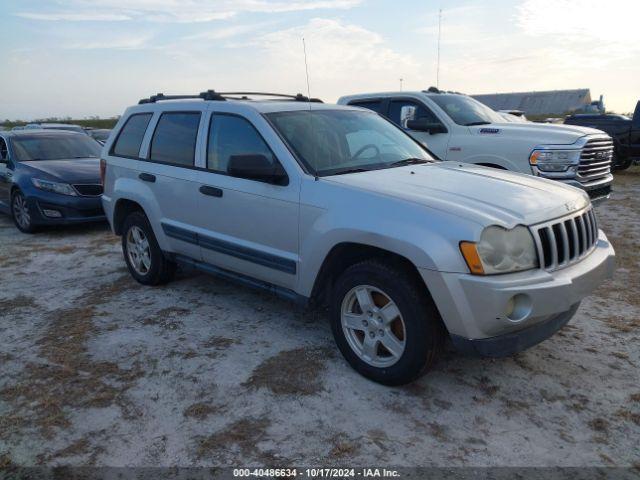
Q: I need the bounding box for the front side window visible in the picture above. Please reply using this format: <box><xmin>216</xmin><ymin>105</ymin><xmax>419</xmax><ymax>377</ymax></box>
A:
<box><xmin>11</xmin><ymin>134</ymin><xmax>101</xmax><ymax>161</ymax></box>
<box><xmin>112</xmin><ymin>113</ymin><xmax>152</xmax><ymax>158</ymax></box>
<box><xmin>150</xmin><ymin>112</ymin><xmax>201</xmax><ymax>166</ymax></box>
<box><xmin>429</xmin><ymin>95</ymin><xmax>504</xmax><ymax>126</ymax></box>
<box><xmin>349</xmin><ymin>100</ymin><xmax>384</xmax><ymax>114</ymax></box>
<box><xmin>207</xmin><ymin>114</ymin><xmax>276</xmax><ymax>173</ymax></box>
<box><xmin>267</xmin><ymin>109</ymin><xmax>434</xmax><ymax>176</ymax></box>
<box><xmin>0</xmin><ymin>138</ymin><xmax>8</xmax><ymax>160</ymax></box>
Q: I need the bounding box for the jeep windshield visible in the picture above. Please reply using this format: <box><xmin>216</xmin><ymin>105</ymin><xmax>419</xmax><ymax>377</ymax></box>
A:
<box><xmin>266</xmin><ymin>109</ymin><xmax>435</xmax><ymax>176</ymax></box>
<box><xmin>11</xmin><ymin>134</ymin><xmax>101</xmax><ymax>161</ymax></box>
<box><xmin>429</xmin><ymin>94</ymin><xmax>504</xmax><ymax>126</ymax></box>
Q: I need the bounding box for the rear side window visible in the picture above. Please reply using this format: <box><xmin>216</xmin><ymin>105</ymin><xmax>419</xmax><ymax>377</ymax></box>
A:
<box><xmin>349</xmin><ymin>100</ymin><xmax>383</xmax><ymax>114</ymax></box>
<box><xmin>150</xmin><ymin>112</ymin><xmax>201</xmax><ymax>166</ymax></box>
<box><xmin>112</xmin><ymin>113</ymin><xmax>152</xmax><ymax>158</ymax></box>
<box><xmin>207</xmin><ymin>114</ymin><xmax>276</xmax><ymax>173</ymax></box>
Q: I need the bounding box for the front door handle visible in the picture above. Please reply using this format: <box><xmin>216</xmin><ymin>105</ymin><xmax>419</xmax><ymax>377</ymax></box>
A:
<box><xmin>199</xmin><ymin>185</ymin><xmax>223</xmax><ymax>197</ymax></box>
<box><xmin>139</xmin><ymin>173</ymin><xmax>156</xmax><ymax>183</ymax></box>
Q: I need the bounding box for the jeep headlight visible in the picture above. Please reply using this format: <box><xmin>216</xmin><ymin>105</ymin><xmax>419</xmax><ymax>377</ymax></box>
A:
<box><xmin>31</xmin><ymin>178</ymin><xmax>78</xmax><ymax>196</ymax></box>
<box><xmin>460</xmin><ymin>225</ymin><xmax>538</xmax><ymax>275</ymax></box>
<box><xmin>529</xmin><ymin>148</ymin><xmax>581</xmax><ymax>172</ymax></box>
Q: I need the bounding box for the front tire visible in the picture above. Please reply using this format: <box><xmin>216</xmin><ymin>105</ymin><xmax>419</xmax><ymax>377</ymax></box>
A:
<box><xmin>122</xmin><ymin>211</ymin><xmax>176</xmax><ymax>285</ymax></box>
<box><xmin>11</xmin><ymin>190</ymin><xmax>37</xmax><ymax>234</ymax></box>
<box><xmin>330</xmin><ymin>259</ymin><xmax>444</xmax><ymax>385</ymax></box>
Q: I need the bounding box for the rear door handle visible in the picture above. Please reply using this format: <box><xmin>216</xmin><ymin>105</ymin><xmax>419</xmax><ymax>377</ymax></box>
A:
<box><xmin>199</xmin><ymin>185</ymin><xmax>223</xmax><ymax>197</ymax></box>
<box><xmin>139</xmin><ymin>173</ymin><xmax>156</xmax><ymax>183</ymax></box>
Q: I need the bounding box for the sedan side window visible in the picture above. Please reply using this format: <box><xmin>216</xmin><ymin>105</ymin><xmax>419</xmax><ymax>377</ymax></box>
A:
<box><xmin>0</xmin><ymin>138</ymin><xmax>8</xmax><ymax>162</ymax></box>
<box><xmin>388</xmin><ymin>100</ymin><xmax>439</xmax><ymax>128</ymax></box>
<box><xmin>207</xmin><ymin>114</ymin><xmax>278</xmax><ymax>175</ymax></box>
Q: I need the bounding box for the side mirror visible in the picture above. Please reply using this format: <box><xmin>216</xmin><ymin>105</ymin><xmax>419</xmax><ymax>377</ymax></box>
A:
<box><xmin>406</xmin><ymin>119</ymin><xmax>448</xmax><ymax>134</ymax></box>
<box><xmin>228</xmin><ymin>154</ymin><xmax>288</xmax><ymax>185</ymax></box>
<box><xmin>400</xmin><ymin>105</ymin><xmax>417</xmax><ymax>128</ymax></box>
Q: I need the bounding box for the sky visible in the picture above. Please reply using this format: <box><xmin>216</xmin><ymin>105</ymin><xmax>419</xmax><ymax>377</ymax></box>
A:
<box><xmin>1</xmin><ymin>0</ymin><xmax>638</xmax><ymax>120</ymax></box>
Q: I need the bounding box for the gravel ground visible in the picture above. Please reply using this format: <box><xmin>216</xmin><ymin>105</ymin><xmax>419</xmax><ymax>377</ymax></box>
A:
<box><xmin>0</xmin><ymin>168</ymin><xmax>639</xmax><ymax>469</ymax></box>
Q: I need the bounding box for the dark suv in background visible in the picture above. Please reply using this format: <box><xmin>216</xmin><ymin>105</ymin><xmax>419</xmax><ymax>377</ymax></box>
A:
<box><xmin>565</xmin><ymin>100</ymin><xmax>640</xmax><ymax>170</ymax></box>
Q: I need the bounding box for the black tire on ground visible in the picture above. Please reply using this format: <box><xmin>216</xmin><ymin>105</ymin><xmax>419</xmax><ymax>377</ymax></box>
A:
<box><xmin>612</xmin><ymin>155</ymin><xmax>632</xmax><ymax>171</ymax></box>
<box><xmin>121</xmin><ymin>210</ymin><xmax>176</xmax><ymax>285</ymax></box>
<box><xmin>330</xmin><ymin>259</ymin><xmax>445</xmax><ymax>386</ymax></box>
<box><xmin>11</xmin><ymin>190</ymin><xmax>38</xmax><ymax>234</ymax></box>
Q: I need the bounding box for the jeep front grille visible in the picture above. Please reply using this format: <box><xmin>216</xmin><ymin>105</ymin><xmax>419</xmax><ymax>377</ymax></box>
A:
<box><xmin>578</xmin><ymin>136</ymin><xmax>613</xmax><ymax>182</ymax></box>
<box><xmin>531</xmin><ymin>208</ymin><xmax>598</xmax><ymax>271</ymax></box>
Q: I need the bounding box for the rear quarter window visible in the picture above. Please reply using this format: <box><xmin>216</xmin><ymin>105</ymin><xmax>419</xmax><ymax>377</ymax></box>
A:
<box><xmin>149</xmin><ymin>112</ymin><xmax>201</xmax><ymax>166</ymax></box>
<box><xmin>112</xmin><ymin>113</ymin><xmax>152</xmax><ymax>158</ymax></box>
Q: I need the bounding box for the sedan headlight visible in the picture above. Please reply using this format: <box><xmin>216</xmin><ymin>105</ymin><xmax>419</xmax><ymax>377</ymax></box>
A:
<box><xmin>529</xmin><ymin>148</ymin><xmax>581</xmax><ymax>172</ymax></box>
<box><xmin>460</xmin><ymin>225</ymin><xmax>538</xmax><ymax>275</ymax></box>
<box><xmin>31</xmin><ymin>178</ymin><xmax>78</xmax><ymax>196</ymax></box>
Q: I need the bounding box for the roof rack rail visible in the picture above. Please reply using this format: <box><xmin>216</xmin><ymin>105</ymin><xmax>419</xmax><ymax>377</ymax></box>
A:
<box><xmin>218</xmin><ymin>92</ymin><xmax>323</xmax><ymax>103</ymax></box>
<box><xmin>138</xmin><ymin>90</ymin><xmax>225</xmax><ymax>104</ymax></box>
<box><xmin>138</xmin><ymin>90</ymin><xmax>323</xmax><ymax>105</ymax></box>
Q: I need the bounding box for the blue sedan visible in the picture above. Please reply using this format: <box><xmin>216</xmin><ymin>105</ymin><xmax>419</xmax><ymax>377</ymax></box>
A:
<box><xmin>0</xmin><ymin>130</ymin><xmax>105</xmax><ymax>233</ymax></box>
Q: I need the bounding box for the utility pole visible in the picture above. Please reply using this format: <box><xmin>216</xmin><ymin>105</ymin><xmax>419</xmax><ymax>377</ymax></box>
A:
<box><xmin>436</xmin><ymin>8</ymin><xmax>442</xmax><ymax>88</ymax></box>
<box><xmin>399</xmin><ymin>78</ymin><xmax>403</xmax><ymax>91</ymax></box>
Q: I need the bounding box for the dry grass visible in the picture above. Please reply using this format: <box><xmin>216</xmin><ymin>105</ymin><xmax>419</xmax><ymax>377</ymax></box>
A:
<box><xmin>243</xmin><ymin>347</ymin><xmax>332</xmax><ymax>395</ymax></box>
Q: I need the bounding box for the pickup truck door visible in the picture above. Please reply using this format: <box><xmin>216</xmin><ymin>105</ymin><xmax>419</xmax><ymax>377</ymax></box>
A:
<box><xmin>385</xmin><ymin>99</ymin><xmax>450</xmax><ymax>160</ymax></box>
<box><xmin>193</xmin><ymin>112</ymin><xmax>299</xmax><ymax>290</ymax></box>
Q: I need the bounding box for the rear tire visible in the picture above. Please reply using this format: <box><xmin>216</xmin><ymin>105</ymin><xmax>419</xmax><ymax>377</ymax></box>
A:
<box><xmin>121</xmin><ymin>211</ymin><xmax>175</xmax><ymax>285</ymax></box>
<box><xmin>11</xmin><ymin>190</ymin><xmax>38</xmax><ymax>234</ymax></box>
<box><xmin>330</xmin><ymin>259</ymin><xmax>444</xmax><ymax>385</ymax></box>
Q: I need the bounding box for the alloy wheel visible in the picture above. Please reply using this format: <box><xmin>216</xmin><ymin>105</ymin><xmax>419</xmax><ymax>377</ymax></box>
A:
<box><xmin>126</xmin><ymin>225</ymin><xmax>152</xmax><ymax>275</ymax></box>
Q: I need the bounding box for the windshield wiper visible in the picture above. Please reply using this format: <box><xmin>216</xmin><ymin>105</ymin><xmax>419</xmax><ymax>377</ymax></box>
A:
<box><xmin>329</xmin><ymin>167</ymin><xmax>372</xmax><ymax>176</ymax></box>
<box><xmin>387</xmin><ymin>158</ymin><xmax>430</xmax><ymax>167</ymax></box>
<box><xmin>464</xmin><ymin>121</ymin><xmax>491</xmax><ymax>126</ymax></box>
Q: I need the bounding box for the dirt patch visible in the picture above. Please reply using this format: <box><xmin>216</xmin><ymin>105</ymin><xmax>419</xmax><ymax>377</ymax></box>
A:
<box><xmin>243</xmin><ymin>347</ymin><xmax>332</xmax><ymax>396</ymax></box>
<box><xmin>0</xmin><ymin>295</ymin><xmax>36</xmax><ymax>314</ymax></box>
<box><xmin>196</xmin><ymin>417</ymin><xmax>273</xmax><ymax>462</ymax></box>
<box><xmin>0</xmin><ymin>287</ymin><xmax>143</xmax><ymax>438</ymax></box>
<box><xmin>183</xmin><ymin>403</ymin><xmax>222</xmax><ymax>420</ymax></box>
<box><xmin>142</xmin><ymin>306</ymin><xmax>191</xmax><ymax>328</ymax></box>
<box><xmin>328</xmin><ymin>435</ymin><xmax>359</xmax><ymax>458</ymax></box>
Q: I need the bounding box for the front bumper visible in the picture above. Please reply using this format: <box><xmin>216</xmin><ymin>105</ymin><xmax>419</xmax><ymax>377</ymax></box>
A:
<box><xmin>25</xmin><ymin>193</ymin><xmax>105</xmax><ymax>225</ymax></box>
<box><xmin>533</xmin><ymin>169</ymin><xmax>613</xmax><ymax>203</ymax></box>
<box><xmin>420</xmin><ymin>229</ymin><xmax>615</xmax><ymax>356</ymax></box>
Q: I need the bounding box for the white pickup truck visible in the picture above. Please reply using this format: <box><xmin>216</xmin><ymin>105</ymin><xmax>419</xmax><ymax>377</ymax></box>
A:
<box><xmin>338</xmin><ymin>89</ymin><xmax>614</xmax><ymax>202</ymax></box>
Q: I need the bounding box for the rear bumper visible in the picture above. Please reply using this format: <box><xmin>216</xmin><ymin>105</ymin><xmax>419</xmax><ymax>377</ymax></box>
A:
<box><xmin>420</xmin><ymin>230</ymin><xmax>615</xmax><ymax>354</ymax></box>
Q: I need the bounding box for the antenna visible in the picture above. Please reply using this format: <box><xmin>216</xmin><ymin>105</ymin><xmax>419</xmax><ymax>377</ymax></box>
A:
<box><xmin>436</xmin><ymin>8</ymin><xmax>442</xmax><ymax>88</ymax></box>
<box><xmin>302</xmin><ymin>37</ymin><xmax>312</xmax><ymax>111</ymax></box>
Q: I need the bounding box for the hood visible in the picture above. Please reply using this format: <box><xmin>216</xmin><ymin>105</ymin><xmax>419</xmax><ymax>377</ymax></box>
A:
<box><xmin>325</xmin><ymin>161</ymin><xmax>590</xmax><ymax>227</ymax></box>
<box><xmin>471</xmin><ymin>122</ymin><xmax>604</xmax><ymax>145</ymax></box>
<box><xmin>22</xmin><ymin>158</ymin><xmax>101</xmax><ymax>184</ymax></box>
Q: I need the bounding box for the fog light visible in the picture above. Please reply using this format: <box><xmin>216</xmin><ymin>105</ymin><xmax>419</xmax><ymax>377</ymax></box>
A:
<box><xmin>42</xmin><ymin>209</ymin><xmax>62</xmax><ymax>218</ymax></box>
<box><xmin>505</xmin><ymin>294</ymin><xmax>532</xmax><ymax>322</ymax></box>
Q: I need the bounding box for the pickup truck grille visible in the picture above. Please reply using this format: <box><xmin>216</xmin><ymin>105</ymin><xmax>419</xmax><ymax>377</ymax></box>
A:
<box><xmin>531</xmin><ymin>207</ymin><xmax>598</xmax><ymax>271</ymax></box>
<box><xmin>73</xmin><ymin>184</ymin><xmax>103</xmax><ymax>196</ymax></box>
<box><xmin>578</xmin><ymin>136</ymin><xmax>613</xmax><ymax>182</ymax></box>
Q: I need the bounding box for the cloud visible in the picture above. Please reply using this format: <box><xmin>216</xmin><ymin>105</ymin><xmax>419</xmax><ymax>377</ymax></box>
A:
<box><xmin>15</xmin><ymin>0</ymin><xmax>363</xmax><ymax>23</ymax></box>
<box><xmin>65</xmin><ymin>34</ymin><xmax>152</xmax><ymax>50</ymax></box>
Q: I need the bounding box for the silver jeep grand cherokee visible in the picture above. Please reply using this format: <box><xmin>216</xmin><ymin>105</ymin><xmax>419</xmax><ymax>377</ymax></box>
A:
<box><xmin>101</xmin><ymin>91</ymin><xmax>615</xmax><ymax>385</ymax></box>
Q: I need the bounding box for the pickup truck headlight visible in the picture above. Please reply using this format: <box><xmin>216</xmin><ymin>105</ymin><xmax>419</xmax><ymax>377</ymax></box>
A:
<box><xmin>31</xmin><ymin>178</ymin><xmax>78</xmax><ymax>196</ymax></box>
<box><xmin>529</xmin><ymin>149</ymin><xmax>581</xmax><ymax>172</ymax></box>
<box><xmin>460</xmin><ymin>225</ymin><xmax>538</xmax><ymax>275</ymax></box>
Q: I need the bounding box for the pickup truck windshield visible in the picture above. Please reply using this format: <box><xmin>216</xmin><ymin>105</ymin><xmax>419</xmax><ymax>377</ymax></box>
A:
<box><xmin>430</xmin><ymin>95</ymin><xmax>505</xmax><ymax>126</ymax></box>
<box><xmin>11</xmin><ymin>134</ymin><xmax>101</xmax><ymax>161</ymax></box>
<box><xmin>267</xmin><ymin>109</ymin><xmax>435</xmax><ymax>176</ymax></box>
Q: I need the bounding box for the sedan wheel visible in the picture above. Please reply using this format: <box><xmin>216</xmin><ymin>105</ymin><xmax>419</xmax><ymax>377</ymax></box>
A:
<box><xmin>12</xmin><ymin>192</ymin><xmax>35</xmax><ymax>233</ymax></box>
